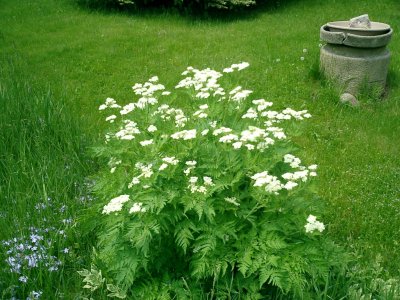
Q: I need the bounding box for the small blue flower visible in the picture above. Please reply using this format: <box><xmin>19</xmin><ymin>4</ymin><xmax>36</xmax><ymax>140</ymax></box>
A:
<box><xmin>27</xmin><ymin>290</ymin><xmax>42</xmax><ymax>299</ymax></box>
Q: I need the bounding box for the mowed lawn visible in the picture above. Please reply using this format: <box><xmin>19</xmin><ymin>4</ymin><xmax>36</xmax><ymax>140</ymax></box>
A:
<box><xmin>1</xmin><ymin>0</ymin><xmax>400</xmax><ymax>294</ymax></box>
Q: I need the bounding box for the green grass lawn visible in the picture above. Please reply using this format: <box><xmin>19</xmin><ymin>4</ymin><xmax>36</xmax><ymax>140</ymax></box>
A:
<box><xmin>1</xmin><ymin>0</ymin><xmax>400</xmax><ymax>297</ymax></box>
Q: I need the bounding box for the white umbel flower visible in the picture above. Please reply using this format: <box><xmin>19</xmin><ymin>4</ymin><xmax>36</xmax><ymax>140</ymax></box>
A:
<box><xmin>219</xmin><ymin>134</ymin><xmax>239</xmax><ymax>143</ymax></box>
<box><xmin>171</xmin><ymin>129</ymin><xmax>197</xmax><ymax>140</ymax></box>
<box><xmin>102</xmin><ymin>195</ymin><xmax>130</xmax><ymax>214</ymax></box>
<box><xmin>189</xmin><ymin>177</ymin><xmax>198</xmax><ymax>184</ymax></box>
<box><xmin>201</xmin><ymin>129</ymin><xmax>209</xmax><ymax>136</ymax></box>
<box><xmin>242</xmin><ymin>108</ymin><xmax>258</xmax><ymax>119</ymax></box>
<box><xmin>250</xmin><ymin>171</ymin><xmax>283</xmax><ymax>194</ymax></box>
<box><xmin>213</xmin><ymin>127</ymin><xmax>232</xmax><ymax>136</ymax></box>
<box><xmin>162</xmin><ymin>156</ymin><xmax>179</xmax><ymax>165</ymax></box>
<box><xmin>129</xmin><ymin>202</ymin><xmax>146</xmax><ymax>214</ymax></box>
<box><xmin>147</xmin><ymin>125</ymin><xmax>157</xmax><ymax>132</ymax></box>
<box><xmin>105</xmin><ymin>115</ymin><xmax>117</xmax><ymax>123</ymax></box>
<box><xmin>159</xmin><ymin>163</ymin><xmax>168</xmax><ymax>171</ymax></box>
<box><xmin>139</xmin><ymin>139</ymin><xmax>153</xmax><ymax>147</ymax></box>
<box><xmin>203</xmin><ymin>176</ymin><xmax>214</xmax><ymax>186</ymax></box>
<box><xmin>232</xmin><ymin>141</ymin><xmax>243</xmax><ymax>149</ymax></box>
<box><xmin>305</xmin><ymin>215</ymin><xmax>325</xmax><ymax>233</ymax></box>
<box><xmin>284</xmin><ymin>181</ymin><xmax>298</xmax><ymax>190</ymax></box>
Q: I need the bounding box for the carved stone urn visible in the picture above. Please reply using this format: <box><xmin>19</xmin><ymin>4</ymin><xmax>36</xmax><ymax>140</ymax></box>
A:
<box><xmin>320</xmin><ymin>16</ymin><xmax>392</xmax><ymax>104</ymax></box>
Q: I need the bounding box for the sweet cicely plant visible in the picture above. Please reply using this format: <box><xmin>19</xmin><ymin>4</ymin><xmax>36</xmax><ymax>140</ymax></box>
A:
<box><xmin>83</xmin><ymin>62</ymin><xmax>345</xmax><ymax>299</ymax></box>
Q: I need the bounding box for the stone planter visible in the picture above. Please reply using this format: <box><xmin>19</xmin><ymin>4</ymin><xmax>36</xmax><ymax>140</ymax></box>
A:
<box><xmin>320</xmin><ymin>20</ymin><xmax>393</xmax><ymax>102</ymax></box>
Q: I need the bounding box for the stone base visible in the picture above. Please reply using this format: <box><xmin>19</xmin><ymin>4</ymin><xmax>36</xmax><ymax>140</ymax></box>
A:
<box><xmin>320</xmin><ymin>44</ymin><xmax>390</xmax><ymax>95</ymax></box>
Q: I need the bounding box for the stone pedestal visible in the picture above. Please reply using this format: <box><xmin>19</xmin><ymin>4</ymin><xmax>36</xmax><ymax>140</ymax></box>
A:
<box><xmin>320</xmin><ymin>44</ymin><xmax>390</xmax><ymax>95</ymax></box>
<box><xmin>320</xmin><ymin>23</ymin><xmax>392</xmax><ymax>102</ymax></box>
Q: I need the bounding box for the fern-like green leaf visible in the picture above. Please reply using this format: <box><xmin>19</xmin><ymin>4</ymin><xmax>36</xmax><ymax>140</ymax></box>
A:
<box><xmin>192</xmin><ymin>233</ymin><xmax>217</xmax><ymax>258</ymax></box>
<box><xmin>238</xmin><ymin>247</ymin><xmax>253</xmax><ymax>277</ymax></box>
<box><xmin>174</xmin><ymin>220</ymin><xmax>195</xmax><ymax>254</ymax></box>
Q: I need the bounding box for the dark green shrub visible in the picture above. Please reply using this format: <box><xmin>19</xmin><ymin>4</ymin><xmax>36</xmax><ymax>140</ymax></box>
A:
<box><xmin>77</xmin><ymin>0</ymin><xmax>255</xmax><ymax>11</ymax></box>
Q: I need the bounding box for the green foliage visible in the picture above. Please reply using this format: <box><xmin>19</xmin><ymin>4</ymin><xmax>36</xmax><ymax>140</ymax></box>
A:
<box><xmin>204</xmin><ymin>0</ymin><xmax>255</xmax><ymax>9</ymax></box>
<box><xmin>106</xmin><ymin>283</ymin><xmax>128</xmax><ymax>299</ymax></box>
<box><xmin>76</xmin><ymin>0</ymin><xmax>134</xmax><ymax>10</ymax></box>
<box><xmin>78</xmin><ymin>264</ymin><xmax>106</xmax><ymax>292</ymax></box>
<box><xmin>346</xmin><ymin>255</ymin><xmax>400</xmax><ymax>300</ymax></box>
<box><xmin>0</xmin><ymin>64</ymin><xmax>94</xmax><ymax>298</ymax></box>
<box><xmin>81</xmin><ymin>63</ymin><xmax>347</xmax><ymax>298</ymax></box>
<box><xmin>77</xmin><ymin>0</ymin><xmax>255</xmax><ymax>11</ymax></box>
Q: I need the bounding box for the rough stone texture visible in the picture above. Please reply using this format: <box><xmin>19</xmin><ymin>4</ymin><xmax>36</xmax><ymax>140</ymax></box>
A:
<box><xmin>349</xmin><ymin>14</ymin><xmax>371</xmax><ymax>29</ymax></box>
<box><xmin>340</xmin><ymin>93</ymin><xmax>359</xmax><ymax>107</ymax></box>
<box><xmin>344</xmin><ymin>30</ymin><xmax>392</xmax><ymax>48</ymax></box>
<box><xmin>320</xmin><ymin>26</ymin><xmax>347</xmax><ymax>44</ymax></box>
<box><xmin>320</xmin><ymin>44</ymin><xmax>390</xmax><ymax>95</ymax></box>
<box><xmin>320</xmin><ymin>25</ymin><xmax>393</xmax><ymax>48</ymax></box>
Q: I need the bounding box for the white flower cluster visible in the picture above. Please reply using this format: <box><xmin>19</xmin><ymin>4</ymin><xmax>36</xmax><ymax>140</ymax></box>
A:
<box><xmin>129</xmin><ymin>202</ymin><xmax>146</xmax><ymax>214</ymax></box>
<box><xmin>193</xmin><ymin>104</ymin><xmax>208</xmax><ymax>119</ymax></box>
<box><xmin>242</xmin><ymin>108</ymin><xmax>258</xmax><ymax>119</ymax></box>
<box><xmin>184</xmin><ymin>160</ymin><xmax>197</xmax><ymax>175</ymax></box>
<box><xmin>105</xmin><ymin>115</ymin><xmax>117</xmax><ymax>123</ymax></box>
<box><xmin>283</xmin><ymin>154</ymin><xmax>302</xmax><ymax>168</ymax></box>
<box><xmin>262</xmin><ymin>108</ymin><xmax>312</xmax><ymax>127</ymax></box>
<box><xmin>241</xmin><ymin>99</ymin><xmax>273</xmax><ymax>119</ymax></box>
<box><xmin>102</xmin><ymin>194</ymin><xmax>130</xmax><ymax>214</ymax></box>
<box><xmin>129</xmin><ymin>157</ymin><xmax>181</xmax><ymax>188</ymax></box>
<box><xmin>153</xmin><ymin>104</ymin><xmax>188</xmax><ymax>128</ymax></box>
<box><xmin>252</xmin><ymin>99</ymin><xmax>273</xmax><ymax>111</ymax></box>
<box><xmin>239</xmin><ymin>100</ymin><xmax>311</xmax><ymax>128</ymax></box>
<box><xmin>171</xmin><ymin>129</ymin><xmax>197</xmax><ymax>140</ymax></box>
<box><xmin>128</xmin><ymin>163</ymin><xmax>154</xmax><ymax>188</ymax></box>
<box><xmin>213</xmin><ymin>126</ymin><xmax>232</xmax><ymax>136</ymax></box>
<box><xmin>281</xmin><ymin>108</ymin><xmax>312</xmax><ymax>120</ymax></box>
<box><xmin>176</xmin><ymin>67</ymin><xmax>225</xmax><ymax>100</ymax></box>
<box><xmin>229</xmin><ymin>86</ymin><xmax>253</xmax><ymax>103</ymax></box>
<box><xmin>117</xmin><ymin>77</ymin><xmax>166</xmax><ymax>115</ymax></box>
<box><xmin>115</xmin><ymin>120</ymin><xmax>141</xmax><ymax>140</ymax></box>
<box><xmin>219</xmin><ymin>134</ymin><xmax>239</xmax><ymax>144</ymax></box>
<box><xmin>214</xmin><ymin>127</ymin><xmax>236</xmax><ymax>145</ymax></box>
<box><xmin>147</xmin><ymin>125</ymin><xmax>157</xmax><ymax>132</ymax></box>
<box><xmin>223</xmin><ymin>62</ymin><xmax>250</xmax><ymax>73</ymax></box>
<box><xmin>132</xmin><ymin>77</ymin><xmax>166</xmax><ymax>107</ymax></box>
<box><xmin>201</xmin><ymin>129</ymin><xmax>209</xmax><ymax>136</ymax></box>
<box><xmin>159</xmin><ymin>156</ymin><xmax>179</xmax><ymax>171</ymax></box>
<box><xmin>188</xmin><ymin>176</ymin><xmax>214</xmax><ymax>194</ymax></box>
<box><xmin>214</xmin><ymin>125</ymin><xmax>276</xmax><ymax>152</ymax></box>
<box><xmin>240</xmin><ymin>126</ymin><xmax>276</xmax><ymax>150</ymax></box>
<box><xmin>250</xmin><ymin>171</ymin><xmax>283</xmax><ymax>194</ymax></box>
<box><xmin>250</xmin><ymin>154</ymin><xmax>318</xmax><ymax>194</ymax></box>
<box><xmin>139</xmin><ymin>139</ymin><xmax>153</xmax><ymax>147</ymax></box>
<box><xmin>99</xmin><ymin>97</ymin><xmax>121</xmax><ymax>111</ymax></box>
<box><xmin>281</xmin><ymin>154</ymin><xmax>317</xmax><ymax>189</ymax></box>
<box><xmin>99</xmin><ymin>97</ymin><xmax>120</xmax><ymax>122</ymax></box>
<box><xmin>265</xmin><ymin>126</ymin><xmax>286</xmax><ymax>140</ymax></box>
<box><xmin>304</xmin><ymin>215</ymin><xmax>325</xmax><ymax>233</ymax></box>
<box><xmin>99</xmin><ymin>63</ymin><xmax>317</xmax><ymax>217</ymax></box>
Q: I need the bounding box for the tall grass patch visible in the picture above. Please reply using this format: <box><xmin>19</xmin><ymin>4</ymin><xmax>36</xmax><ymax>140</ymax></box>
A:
<box><xmin>0</xmin><ymin>64</ymin><xmax>95</xmax><ymax>298</ymax></box>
